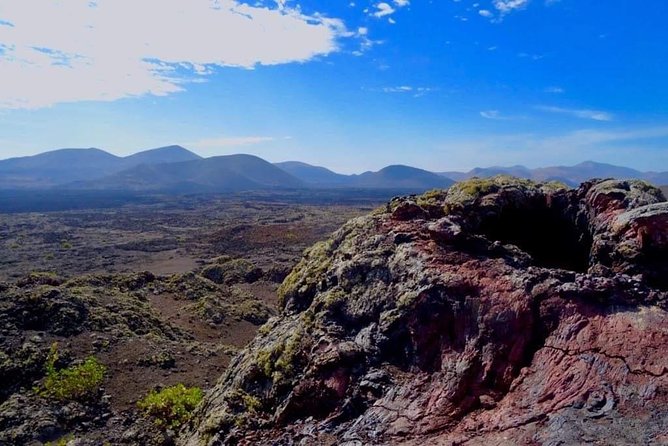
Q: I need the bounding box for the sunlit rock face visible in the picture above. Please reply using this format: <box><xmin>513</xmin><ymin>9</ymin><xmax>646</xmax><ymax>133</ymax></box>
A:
<box><xmin>181</xmin><ymin>177</ymin><xmax>668</xmax><ymax>446</ymax></box>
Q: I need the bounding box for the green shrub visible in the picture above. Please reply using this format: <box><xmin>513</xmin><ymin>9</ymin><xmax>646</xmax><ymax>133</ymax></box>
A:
<box><xmin>137</xmin><ymin>383</ymin><xmax>204</xmax><ymax>429</ymax></box>
<box><xmin>46</xmin><ymin>434</ymin><xmax>74</xmax><ymax>446</ymax></box>
<box><xmin>41</xmin><ymin>343</ymin><xmax>106</xmax><ymax>401</ymax></box>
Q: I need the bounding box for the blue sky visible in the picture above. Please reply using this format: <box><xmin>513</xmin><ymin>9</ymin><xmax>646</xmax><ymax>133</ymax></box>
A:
<box><xmin>0</xmin><ymin>0</ymin><xmax>667</xmax><ymax>173</ymax></box>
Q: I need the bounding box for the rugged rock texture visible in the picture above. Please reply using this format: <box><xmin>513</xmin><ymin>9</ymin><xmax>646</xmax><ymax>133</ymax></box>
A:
<box><xmin>0</xmin><ymin>268</ymin><xmax>276</xmax><ymax>445</ymax></box>
<box><xmin>180</xmin><ymin>177</ymin><xmax>668</xmax><ymax>446</ymax></box>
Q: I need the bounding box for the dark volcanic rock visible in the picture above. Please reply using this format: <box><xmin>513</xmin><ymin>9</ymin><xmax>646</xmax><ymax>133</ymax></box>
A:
<box><xmin>180</xmin><ymin>177</ymin><xmax>668</xmax><ymax>446</ymax></box>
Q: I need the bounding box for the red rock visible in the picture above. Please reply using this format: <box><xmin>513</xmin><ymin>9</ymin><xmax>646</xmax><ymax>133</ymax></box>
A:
<box><xmin>181</xmin><ymin>178</ymin><xmax>668</xmax><ymax>446</ymax></box>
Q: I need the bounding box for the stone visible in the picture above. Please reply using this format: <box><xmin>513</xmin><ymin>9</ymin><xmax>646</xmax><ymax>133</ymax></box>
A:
<box><xmin>180</xmin><ymin>177</ymin><xmax>668</xmax><ymax>446</ymax></box>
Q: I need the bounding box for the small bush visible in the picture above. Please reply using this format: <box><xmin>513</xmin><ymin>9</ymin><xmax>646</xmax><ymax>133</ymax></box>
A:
<box><xmin>46</xmin><ymin>434</ymin><xmax>74</xmax><ymax>446</ymax></box>
<box><xmin>41</xmin><ymin>343</ymin><xmax>106</xmax><ymax>401</ymax></box>
<box><xmin>137</xmin><ymin>384</ymin><xmax>203</xmax><ymax>429</ymax></box>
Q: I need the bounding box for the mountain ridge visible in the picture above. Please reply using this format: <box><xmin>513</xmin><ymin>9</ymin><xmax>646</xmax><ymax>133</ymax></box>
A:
<box><xmin>69</xmin><ymin>154</ymin><xmax>305</xmax><ymax>193</ymax></box>
<box><xmin>439</xmin><ymin>160</ymin><xmax>668</xmax><ymax>186</ymax></box>
<box><xmin>1</xmin><ymin>146</ymin><xmax>666</xmax><ymax>192</ymax></box>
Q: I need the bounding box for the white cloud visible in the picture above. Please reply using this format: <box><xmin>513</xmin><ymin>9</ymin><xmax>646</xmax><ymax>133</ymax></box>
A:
<box><xmin>370</xmin><ymin>0</ymin><xmax>409</xmax><ymax>19</ymax></box>
<box><xmin>536</xmin><ymin>105</ymin><xmax>614</xmax><ymax>121</ymax></box>
<box><xmin>480</xmin><ymin>110</ymin><xmax>500</xmax><ymax>119</ymax></box>
<box><xmin>480</xmin><ymin>110</ymin><xmax>522</xmax><ymax>120</ymax></box>
<box><xmin>493</xmin><ymin>0</ymin><xmax>530</xmax><ymax>13</ymax></box>
<box><xmin>383</xmin><ymin>86</ymin><xmax>413</xmax><ymax>93</ymax></box>
<box><xmin>480</xmin><ymin>110</ymin><xmax>506</xmax><ymax>120</ymax></box>
<box><xmin>479</xmin><ymin>9</ymin><xmax>494</xmax><ymax>18</ymax></box>
<box><xmin>372</xmin><ymin>3</ymin><xmax>396</xmax><ymax>17</ymax></box>
<box><xmin>544</xmin><ymin>86</ymin><xmax>565</xmax><ymax>94</ymax></box>
<box><xmin>380</xmin><ymin>86</ymin><xmax>435</xmax><ymax>97</ymax></box>
<box><xmin>0</xmin><ymin>0</ymin><xmax>349</xmax><ymax>109</ymax></box>
<box><xmin>493</xmin><ymin>0</ymin><xmax>529</xmax><ymax>17</ymax></box>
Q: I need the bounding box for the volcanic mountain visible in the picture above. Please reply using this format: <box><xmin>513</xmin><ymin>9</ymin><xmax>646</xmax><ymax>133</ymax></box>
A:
<box><xmin>75</xmin><ymin>154</ymin><xmax>305</xmax><ymax>192</ymax></box>
<box><xmin>0</xmin><ymin>145</ymin><xmax>201</xmax><ymax>188</ymax></box>
<box><xmin>273</xmin><ymin>161</ymin><xmax>350</xmax><ymax>187</ymax></box>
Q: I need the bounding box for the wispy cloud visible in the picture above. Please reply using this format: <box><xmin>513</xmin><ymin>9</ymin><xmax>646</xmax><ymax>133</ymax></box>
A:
<box><xmin>480</xmin><ymin>110</ymin><xmax>518</xmax><ymax>120</ymax></box>
<box><xmin>369</xmin><ymin>0</ymin><xmax>409</xmax><ymax>19</ymax></box>
<box><xmin>493</xmin><ymin>0</ymin><xmax>530</xmax><ymax>15</ymax></box>
<box><xmin>379</xmin><ymin>86</ymin><xmax>435</xmax><ymax>97</ymax></box>
<box><xmin>480</xmin><ymin>0</ymin><xmax>549</xmax><ymax>22</ymax></box>
<box><xmin>0</xmin><ymin>0</ymin><xmax>351</xmax><ymax>109</ymax></box>
<box><xmin>544</xmin><ymin>86</ymin><xmax>565</xmax><ymax>94</ymax></box>
<box><xmin>351</xmin><ymin>27</ymin><xmax>381</xmax><ymax>56</ymax></box>
<box><xmin>518</xmin><ymin>52</ymin><xmax>545</xmax><ymax>60</ymax></box>
<box><xmin>480</xmin><ymin>110</ymin><xmax>503</xmax><ymax>120</ymax></box>
<box><xmin>372</xmin><ymin>2</ymin><xmax>395</xmax><ymax>17</ymax></box>
<box><xmin>536</xmin><ymin>105</ymin><xmax>614</xmax><ymax>121</ymax></box>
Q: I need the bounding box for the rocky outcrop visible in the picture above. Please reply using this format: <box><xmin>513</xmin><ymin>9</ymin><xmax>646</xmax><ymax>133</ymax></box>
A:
<box><xmin>0</xmin><ymin>268</ymin><xmax>275</xmax><ymax>445</ymax></box>
<box><xmin>180</xmin><ymin>177</ymin><xmax>668</xmax><ymax>446</ymax></box>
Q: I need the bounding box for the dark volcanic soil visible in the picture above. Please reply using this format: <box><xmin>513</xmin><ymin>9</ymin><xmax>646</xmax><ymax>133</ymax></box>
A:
<box><xmin>0</xmin><ymin>194</ymin><xmax>375</xmax><ymax>445</ymax></box>
<box><xmin>0</xmin><ymin>195</ymin><xmax>370</xmax><ymax>280</ymax></box>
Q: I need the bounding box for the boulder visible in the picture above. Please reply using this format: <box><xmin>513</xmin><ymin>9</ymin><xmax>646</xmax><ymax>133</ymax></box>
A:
<box><xmin>180</xmin><ymin>177</ymin><xmax>668</xmax><ymax>445</ymax></box>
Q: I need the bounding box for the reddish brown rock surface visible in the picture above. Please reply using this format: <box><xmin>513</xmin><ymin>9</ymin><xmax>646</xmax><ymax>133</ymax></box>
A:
<box><xmin>181</xmin><ymin>177</ymin><xmax>668</xmax><ymax>446</ymax></box>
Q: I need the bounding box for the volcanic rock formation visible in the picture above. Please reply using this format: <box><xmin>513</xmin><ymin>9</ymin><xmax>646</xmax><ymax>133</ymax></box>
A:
<box><xmin>181</xmin><ymin>177</ymin><xmax>668</xmax><ymax>446</ymax></box>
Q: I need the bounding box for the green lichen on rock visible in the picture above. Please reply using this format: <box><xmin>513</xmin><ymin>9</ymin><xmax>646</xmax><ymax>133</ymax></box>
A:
<box><xmin>416</xmin><ymin>189</ymin><xmax>448</xmax><ymax>207</ymax></box>
<box><xmin>201</xmin><ymin>258</ymin><xmax>262</xmax><ymax>285</ymax></box>
<box><xmin>278</xmin><ymin>239</ymin><xmax>335</xmax><ymax>308</ymax></box>
<box><xmin>319</xmin><ymin>288</ymin><xmax>348</xmax><ymax>310</ymax></box>
<box><xmin>443</xmin><ymin>176</ymin><xmax>568</xmax><ymax>216</ymax></box>
<box><xmin>447</xmin><ymin>176</ymin><xmax>559</xmax><ymax>203</ymax></box>
<box><xmin>191</xmin><ymin>285</ymin><xmax>272</xmax><ymax>326</ymax></box>
<box><xmin>255</xmin><ymin>327</ymin><xmax>306</xmax><ymax>386</ymax></box>
<box><xmin>585</xmin><ymin>178</ymin><xmax>666</xmax><ymax>212</ymax></box>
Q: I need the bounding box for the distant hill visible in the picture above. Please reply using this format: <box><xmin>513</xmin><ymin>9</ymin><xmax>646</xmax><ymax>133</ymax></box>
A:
<box><xmin>438</xmin><ymin>161</ymin><xmax>668</xmax><ymax>187</ymax></box>
<box><xmin>0</xmin><ymin>145</ymin><xmax>201</xmax><ymax>188</ymax></box>
<box><xmin>532</xmin><ymin>161</ymin><xmax>645</xmax><ymax>186</ymax></box>
<box><xmin>350</xmin><ymin>165</ymin><xmax>454</xmax><ymax>190</ymax></box>
<box><xmin>0</xmin><ymin>148</ymin><xmax>118</xmax><ymax>187</ymax></box>
<box><xmin>120</xmin><ymin>145</ymin><xmax>202</xmax><ymax>166</ymax></box>
<box><xmin>274</xmin><ymin>161</ymin><xmax>349</xmax><ymax>186</ymax></box>
<box><xmin>74</xmin><ymin>154</ymin><xmax>305</xmax><ymax>192</ymax></box>
<box><xmin>647</xmin><ymin>173</ymin><xmax>668</xmax><ymax>186</ymax></box>
<box><xmin>276</xmin><ymin>162</ymin><xmax>454</xmax><ymax>190</ymax></box>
